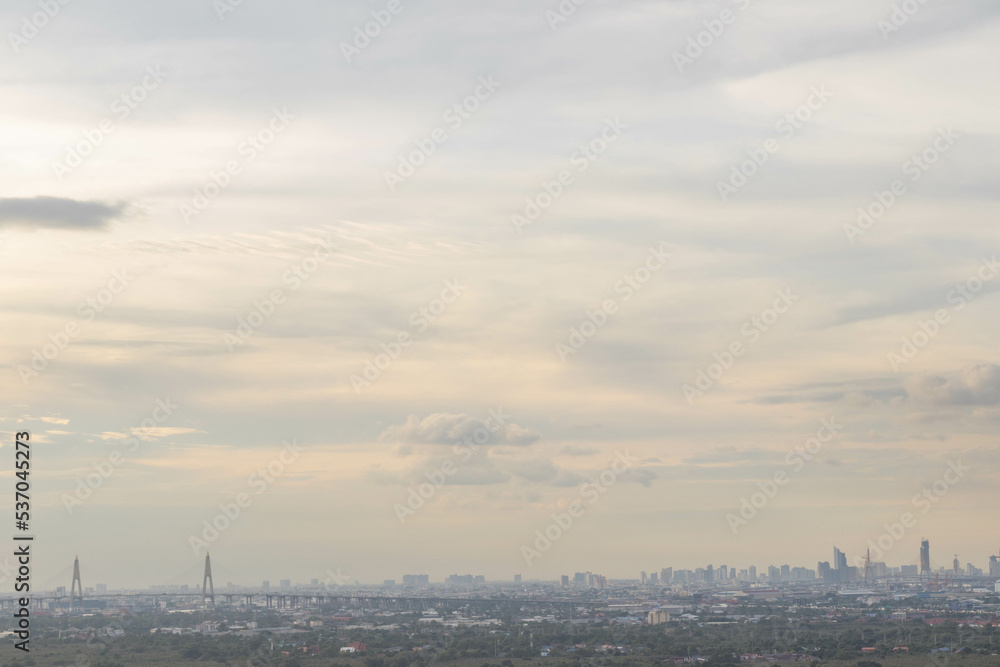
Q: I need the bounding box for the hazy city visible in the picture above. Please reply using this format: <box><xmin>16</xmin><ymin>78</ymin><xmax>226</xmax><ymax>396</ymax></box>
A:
<box><xmin>3</xmin><ymin>0</ymin><xmax>1000</xmax><ymax>665</ymax></box>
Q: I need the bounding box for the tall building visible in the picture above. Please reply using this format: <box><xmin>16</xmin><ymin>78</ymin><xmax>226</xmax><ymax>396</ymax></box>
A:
<box><xmin>647</xmin><ymin>610</ymin><xmax>669</xmax><ymax>625</ymax></box>
<box><xmin>920</xmin><ymin>539</ymin><xmax>931</xmax><ymax>577</ymax></box>
<box><xmin>514</xmin><ymin>574</ymin><xmax>521</xmax><ymax>584</ymax></box>
<box><xmin>650</xmin><ymin>571</ymin><xmax>658</xmax><ymax>583</ymax></box>
<box><xmin>640</xmin><ymin>570</ymin><xmax>648</xmax><ymax>585</ymax></box>
<box><xmin>661</xmin><ymin>567</ymin><xmax>672</xmax><ymax>583</ymax></box>
<box><xmin>748</xmin><ymin>565</ymin><xmax>757</xmax><ymax>581</ymax></box>
<box><xmin>953</xmin><ymin>555</ymin><xmax>961</xmax><ymax>576</ymax></box>
<box><xmin>561</xmin><ymin>575</ymin><xmax>569</xmax><ymax>586</ymax></box>
<box><xmin>989</xmin><ymin>555</ymin><xmax>999</xmax><ymax>577</ymax></box>
<box><xmin>833</xmin><ymin>546</ymin><xmax>847</xmax><ymax>570</ymax></box>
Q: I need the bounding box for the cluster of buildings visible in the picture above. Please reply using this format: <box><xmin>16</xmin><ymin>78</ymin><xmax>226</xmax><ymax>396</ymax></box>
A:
<box><xmin>633</xmin><ymin>541</ymin><xmax>1000</xmax><ymax>588</ymax></box>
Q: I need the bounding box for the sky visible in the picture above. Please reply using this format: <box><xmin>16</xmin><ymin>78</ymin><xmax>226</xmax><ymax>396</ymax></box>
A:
<box><xmin>1</xmin><ymin>0</ymin><xmax>999</xmax><ymax>590</ymax></box>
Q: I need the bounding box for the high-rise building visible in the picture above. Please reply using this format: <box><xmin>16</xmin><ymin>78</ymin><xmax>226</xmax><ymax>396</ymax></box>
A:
<box><xmin>953</xmin><ymin>555</ymin><xmax>961</xmax><ymax>576</ymax></box>
<box><xmin>661</xmin><ymin>567</ymin><xmax>672</xmax><ymax>583</ymax></box>
<box><xmin>650</xmin><ymin>571</ymin><xmax>658</xmax><ymax>583</ymax></box>
<box><xmin>514</xmin><ymin>574</ymin><xmax>522</xmax><ymax>583</ymax></box>
<box><xmin>920</xmin><ymin>539</ymin><xmax>931</xmax><ymax>576</ymax></box>
<box><xmin>647</xmin><ymin>610</ymin><xmax>669</xmax><ymax>625</ymax></box>
<box><xmin>833</xmin><ymin>547</ymin><xmax>847</xmax><ymax>570</ymax></box>
<box><xmin>989</xmin><ymin>555</ymin><xmax>1000</xmax><ymax>577</ymax></box>
<box><xmin>561</xmin><ymin>575</ymin><xmax>569</xmax><ymax>586</ymax></box>
<box><xmin>748</xmin><ymin>565</ymin><xmax>757</xmax><ymax>580</ymax></box>
<box><xmin>640</xmin><ymin>571</ymin><xmax>648</xmax><ymax>585</ymax></box>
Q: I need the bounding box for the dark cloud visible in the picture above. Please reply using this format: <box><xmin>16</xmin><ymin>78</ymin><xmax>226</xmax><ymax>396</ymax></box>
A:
<box><xmin>0</xmin><ymin>197</ymin><xmax>127</xmax><ymax>230</ymax></box>
<box><xmin>380</xmin><ymin>412</ymin><xmax>540</xmax><ymax>446</ymax></box>
<box><xmin>906</xmin><ymin>364</ymin><xmax>1000</xmax><ymax>405</ymax></box>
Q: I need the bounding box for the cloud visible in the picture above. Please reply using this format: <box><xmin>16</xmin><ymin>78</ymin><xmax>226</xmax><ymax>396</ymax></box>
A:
<box><xmin>0</xmin><ymin>197</ymin><xmax>128</xmax><ymax>230</ymax></box>
<box><xmin>379</xmin><ymin>412</ymin><xmax>540</xmax><ymax>446</ymax></box>
<box><xmin>560</xmin><ymin>444</ymin><xmax>598</xmax><ymax>456</ymax></box>
<box><xmin>906</xmin><ymin>364</ymin><xmax>1000</xmax><ymax>405</ymax></box>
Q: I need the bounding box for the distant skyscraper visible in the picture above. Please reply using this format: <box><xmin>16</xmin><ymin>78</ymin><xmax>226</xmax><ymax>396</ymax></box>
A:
<box><xmin>748</xmin><ymin>565</ymin><xmax>757</xmax><ymax>580</ymax></box>
<box><xmin>833</xmin><ymin>546</ymin><xmax>847</xmax><ymax>570</ymax></box>
<box><xmin>920</xmin><ymin>539</ymin><xmax>931</xmax><ymax>577</ymax></box>
<box><xmin>561</xmin><ymin>575</ymin><xmax>569</xmax><ymax>586</ymax></box>
<box><xmin>990</xmin><ymin>555</ymin><xmax>1000</xmax><ymax>577</ymax></box>
<box><xmin>514</xmin><ymin>574</ymin><xmax>521</xmax><ymax>583</ymax></box>
<box><xmin>640</xmin><ymin>570</ymin><xmax>648</xmax><ymax>585</ymax></box>
<box><xmin>953</xmin><ymin>555</ymin><xmax>960</xmax><ymax>576</ymax></box>
<box><xmin>661</xmin><ymin>567</ymin><xmax>672</xmax><ymax>583</ymax></box>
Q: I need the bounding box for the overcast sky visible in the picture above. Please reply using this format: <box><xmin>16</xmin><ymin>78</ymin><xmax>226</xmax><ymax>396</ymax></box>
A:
<box><xmin>1</xmin><ymin>0</ymin><xmax>999</xmax><ymax>589</ymax></box>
